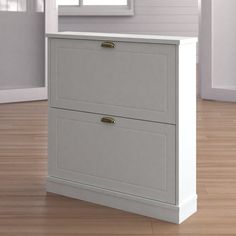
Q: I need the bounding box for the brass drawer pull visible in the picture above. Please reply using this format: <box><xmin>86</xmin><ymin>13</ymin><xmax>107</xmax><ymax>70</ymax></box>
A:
<box><xmin>101</xmin><ymin>41</ymin><xmax>115</xmax><ymax>49</ymax></box>
<box><xmin>101</xmin><ymin>117</ymin><xmax>116</xmax><ymax>124</ymax></box>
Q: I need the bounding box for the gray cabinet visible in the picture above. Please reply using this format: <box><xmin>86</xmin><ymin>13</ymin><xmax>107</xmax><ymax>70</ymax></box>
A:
<box><xmin>47</xmin><ymin>32</ymin><xmax>197</xmax><ymax>224</ymax></box>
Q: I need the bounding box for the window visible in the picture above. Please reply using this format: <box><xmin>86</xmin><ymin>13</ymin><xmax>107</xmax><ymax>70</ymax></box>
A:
<box><xmin>57</xmin><ymin>0</ymin><xmax>134</xmax><ymax>16</ymax></box>
<box><xmin>0</xmin><ymin>0</ymin><xmax>44</xmax><ymax>12</ymax></box>
<box><xmin>0</xmin><ymin>0</ymin><xmax>27</xmax><ymax>12</ymax></box>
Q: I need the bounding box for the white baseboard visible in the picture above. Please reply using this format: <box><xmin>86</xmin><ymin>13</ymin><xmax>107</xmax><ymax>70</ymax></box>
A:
<box><xmin>47</xmin><ymin>176</ymin><xmax>197</xmax><ymax>224</ymax></box>
<box><xmin>0</xmin><ymin>87</ymin><xmax>47</xmax><ymax>104</ymax></box>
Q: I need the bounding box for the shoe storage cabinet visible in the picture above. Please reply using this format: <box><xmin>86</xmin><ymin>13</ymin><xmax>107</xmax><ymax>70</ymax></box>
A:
<box><xmin>47</xmin><ymin>32</ymin><xmax>197</xmax><ymax>224</ymax></box>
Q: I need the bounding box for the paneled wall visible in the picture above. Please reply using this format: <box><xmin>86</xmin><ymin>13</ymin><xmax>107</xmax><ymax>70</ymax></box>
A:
<box><xmin>59</xmin><ymin>0</ymin><xmax>199</xmax><ymax>37</ymax></box>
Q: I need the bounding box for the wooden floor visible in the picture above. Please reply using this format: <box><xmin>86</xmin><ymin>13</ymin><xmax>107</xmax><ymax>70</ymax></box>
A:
<box><xmin>0</xmin><ymin>100</ymin><xmax>236</xmax><ymax>236</ymax></box>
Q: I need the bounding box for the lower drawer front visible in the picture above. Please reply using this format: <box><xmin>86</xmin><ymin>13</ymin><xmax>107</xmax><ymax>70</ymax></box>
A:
<box><xmin>49</xmin><ymin>108</ymin><xmax>176</xmax><ymax>204</ymax></box>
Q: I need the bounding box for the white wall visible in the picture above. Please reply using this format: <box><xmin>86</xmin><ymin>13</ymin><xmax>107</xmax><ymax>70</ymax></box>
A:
<box><xmin>59</xmin><ymin>0</ymin><xmax>199</xmax><ymax>37</ymax></box>
<box><xmin>45</xmin><ymin>0</ymin><xmax>58</xmax><ymax>33</ymax></box>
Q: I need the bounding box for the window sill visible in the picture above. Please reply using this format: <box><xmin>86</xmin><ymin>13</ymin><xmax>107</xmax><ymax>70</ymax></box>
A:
<box><xmin>58</xmin><ymin>4</ymin><xmax>134</xmax><ymax>16</ymax></box>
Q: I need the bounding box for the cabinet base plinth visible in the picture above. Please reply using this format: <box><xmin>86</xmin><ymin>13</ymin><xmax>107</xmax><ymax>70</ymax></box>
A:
<box><xmin>47</xmin><ymin>176</ymin><xmax>197</xmax><ymax>224</ymax></box>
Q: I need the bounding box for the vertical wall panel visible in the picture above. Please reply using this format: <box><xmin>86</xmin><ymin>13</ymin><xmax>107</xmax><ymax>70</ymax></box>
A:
<box><xmin>0</xmin><ymin>1</ymin><xmax>45</xmax><ymax>89</ymax></box>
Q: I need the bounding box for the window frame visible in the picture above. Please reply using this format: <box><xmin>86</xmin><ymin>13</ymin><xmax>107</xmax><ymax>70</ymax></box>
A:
<box><xmin>58</xmin><ymin>0</ymin><xmax>134</xmax><ymax>16</ymax></box>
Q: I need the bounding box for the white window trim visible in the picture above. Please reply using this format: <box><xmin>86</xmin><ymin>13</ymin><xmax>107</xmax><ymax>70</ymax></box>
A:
<box><xmin>58</xmin><ymin>0</ymin><xmax>134</xmax><ymax>16</ymax></box>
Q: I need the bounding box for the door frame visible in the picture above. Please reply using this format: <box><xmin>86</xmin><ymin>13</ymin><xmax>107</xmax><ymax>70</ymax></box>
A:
<box><xmin>199</xmin><ymin>0</ymin><xmax>236</xmax><ymax>102</ymax></box>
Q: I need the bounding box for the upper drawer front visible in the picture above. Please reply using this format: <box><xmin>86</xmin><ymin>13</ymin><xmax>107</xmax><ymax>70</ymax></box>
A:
<box><xmin>49</xmin><ymin>39</ymin><xmax>176</xmax><ymax>124</ymax></box>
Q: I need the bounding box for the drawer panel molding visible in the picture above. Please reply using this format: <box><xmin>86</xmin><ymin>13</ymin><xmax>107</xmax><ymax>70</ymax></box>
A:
<box><xmin>49</xmin><ymin>39</ymin><xmax>176</xmax><ymax>124</ymax></box>
<box><xmin>49</xmin><ymin>108</ymin><xmax>176</xmax><ymax>204</ymax></box>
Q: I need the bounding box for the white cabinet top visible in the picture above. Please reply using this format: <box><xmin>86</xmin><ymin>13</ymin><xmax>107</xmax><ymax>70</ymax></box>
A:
<box><xmin>46</xmin><ymin>31</ymin><xmax>197</xmax><ymax>45</ymax></box>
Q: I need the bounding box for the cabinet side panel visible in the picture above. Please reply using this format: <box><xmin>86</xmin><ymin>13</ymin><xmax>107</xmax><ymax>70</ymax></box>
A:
<box><xmin>177</xmin><ymin>43</ymin><xmax>197</xmax><ymax>205</ymax></box>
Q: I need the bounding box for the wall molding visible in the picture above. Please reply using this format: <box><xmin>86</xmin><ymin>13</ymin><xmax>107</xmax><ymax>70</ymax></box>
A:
<box><xmin>0</xmin><ymin>87</ymin><xmax>47</xmax><ymax>104</ymax></box>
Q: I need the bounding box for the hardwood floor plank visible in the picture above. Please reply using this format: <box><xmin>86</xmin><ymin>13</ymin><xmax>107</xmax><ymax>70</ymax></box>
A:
<box><xmin>0</xmin><ymin>99</ymin><xmax>236</xmax><ymax>235</ymax></box>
